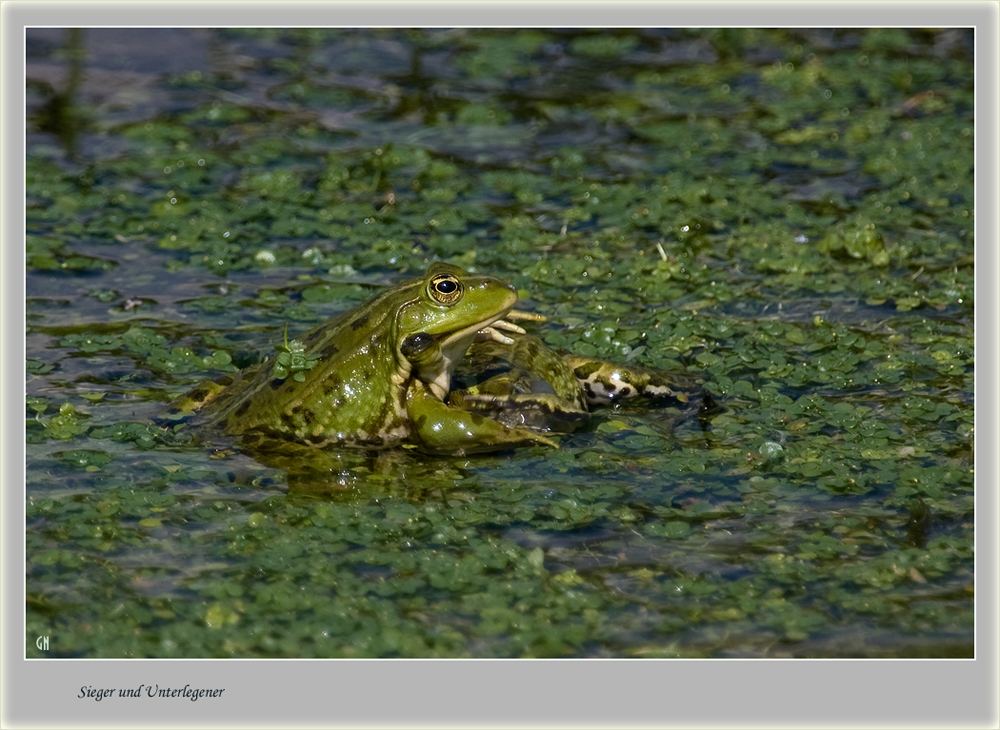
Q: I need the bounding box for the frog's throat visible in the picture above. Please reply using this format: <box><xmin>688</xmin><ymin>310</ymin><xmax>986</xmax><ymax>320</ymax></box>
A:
<box><xmin>410</xmin><ymin>310</ymin><xmax>514</xmax><ymax>401</ymax></box>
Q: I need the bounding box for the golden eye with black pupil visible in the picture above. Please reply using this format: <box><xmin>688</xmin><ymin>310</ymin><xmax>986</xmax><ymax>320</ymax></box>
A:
<box><xmin>429</xmin><ymin>274</ymin><xmax>463</xmax><ymax>305</ymax></box>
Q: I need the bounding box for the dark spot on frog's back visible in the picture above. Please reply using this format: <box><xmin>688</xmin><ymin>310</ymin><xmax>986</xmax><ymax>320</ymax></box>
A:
<box><xmin>257</xmin><ymin>426</ymin><xmax>294</xmax><ymax>442</ymax></box>
<box><xmin>288</xmin><ymin>405</ymin><xmax>316</xmax><ymax>426</ymax></box>
<box><xmin>318</xmin><ymin>340</ymin><xmax>340</xmax><ymax>360</ymax></box>
<box><xmin>350</xmin><ymin>314</ymin><xmax>370</xmax><ymax>331</ymax></box>
<box><xmin>234</xmin><ymin>400</ymin><xmax>250</xmax><ymax>418</ymax></box>
<box><xmin>301</xmin><ymin>327</ymin><xmax>325</xmax><ymax>346</ymax></box>
<box><xmin>321</xmin><ymin>373</ymin><xmax>342</xmax><ymax>394</ymax></box>
<box><xmin>241</xmin><ymin>433</ymin><xmax>263</xmax><ymax>446</ymax></box>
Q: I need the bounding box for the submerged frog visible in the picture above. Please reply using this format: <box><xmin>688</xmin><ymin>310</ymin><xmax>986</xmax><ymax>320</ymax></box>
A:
<box><xmin>450</xmin><ymin>333</ymin><xmax>705</xmax><ymax>434</ymax></box>
<box><xmin>165</xmin><ymin>263</ymin><xmax>708</xmax><ymax>456</ymax></box>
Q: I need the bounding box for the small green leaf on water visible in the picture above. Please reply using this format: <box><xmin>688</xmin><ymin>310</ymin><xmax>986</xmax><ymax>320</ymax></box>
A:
<box><xmin>203</xmin><ymin>350</ymin><xmax>233</xmax><ymax>368</ymax></box>
<box><xmin>664</xmin><ymin>521</ymin><xmax>691</xmax><ymax>538</ymax></box>
<box><xmin>526</xmin><ymin>547</ymin><xmax>545</xmax><ymax>569</ymax></box>
<box><xmin>58</xmin><ymin>449</ymin><xmax>113</xmax><ymax>469</ymax></box>
<box><xmin>247</xmin><ymin>512</ymin><xmax>266</xmax><ymax>528</ymax></box>
<box><xmin>647</xmin><ymin>521</ymin><xmax>692</xmax><ymax>539</ymax></box>
<box><xmin>759</xmin><ymin>441</ymin><xmax>784</xmax><ymax>459</ymax></box>
<box><xmin>784</xmin><ymin>328</ymin><xmax>805</xmax><ymax>344</ymax></box>
<box><xmin>26</xmin><ymin>396</ymin><xmax>50</xmax><ymax>415</ymax></box>
<box><xmin>553</xmin><ymin>569</ymin><xmax>584</xmax><ymax>586</ymax></box>
<box><xmin>205</xmin><ymin>603</ymin><xmax>239</xmax><ymax>629</ymax></box>
<box><xmin>597</xmin><ymin>419</ymin><xmax>630</xmax><ymax>433</ymax></box>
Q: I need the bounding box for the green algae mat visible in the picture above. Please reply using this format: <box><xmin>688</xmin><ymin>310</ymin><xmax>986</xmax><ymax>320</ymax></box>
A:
<box><xmin>25</xmin><ymin>28</ymin><xmax>974</xmax><ymax>658</ymax></box>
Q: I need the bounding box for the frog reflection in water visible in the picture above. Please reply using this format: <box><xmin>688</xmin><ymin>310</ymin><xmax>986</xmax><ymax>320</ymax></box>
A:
<box><xmin>166</xmin><ymin>263</ymin><xmax>712</xmax><ymax>457</ymax></box>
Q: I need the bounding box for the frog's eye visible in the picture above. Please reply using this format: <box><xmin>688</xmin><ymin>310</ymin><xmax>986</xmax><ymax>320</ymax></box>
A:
<box><xmin>429</xmin><ymin>273</ymin><xmax>463</xmax><ymax>305</ymax></box>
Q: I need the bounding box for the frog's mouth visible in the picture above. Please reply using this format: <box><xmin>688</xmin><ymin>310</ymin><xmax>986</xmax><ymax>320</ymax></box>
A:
<box><xmin>417</xmin><ymin>311</ymin><xmax>514</xmax><ymax>401</ymax></box>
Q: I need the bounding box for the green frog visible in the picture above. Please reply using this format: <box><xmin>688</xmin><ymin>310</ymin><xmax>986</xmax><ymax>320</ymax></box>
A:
<box><xmin>165</xmin><ymin>263</ymin><xmax>707</xmax><ymax>456</ymax></box>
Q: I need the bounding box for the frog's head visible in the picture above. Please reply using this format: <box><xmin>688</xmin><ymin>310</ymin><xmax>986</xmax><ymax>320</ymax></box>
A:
<box><xmin>395</xmin><ymin>263</ymin><xmax>517</xmax><ymax>399</ymax></box>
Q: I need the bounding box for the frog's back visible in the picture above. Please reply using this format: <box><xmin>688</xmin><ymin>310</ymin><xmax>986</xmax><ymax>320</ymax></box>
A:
<box><xmin>222</xmin><ymin>307</ymin><xmax>406</xmax><ymax>442</ymax></box>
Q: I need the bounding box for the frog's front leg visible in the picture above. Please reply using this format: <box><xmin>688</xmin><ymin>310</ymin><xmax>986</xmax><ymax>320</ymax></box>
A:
<box><xmin>563</xmin><ymin>356</ymin><xmax>702</xmax><ymax>407</ymax></box>
<box><xmin>406</xmin><ymin>383</ymin><xmax>558</xmax><ymax>455</ymax></box>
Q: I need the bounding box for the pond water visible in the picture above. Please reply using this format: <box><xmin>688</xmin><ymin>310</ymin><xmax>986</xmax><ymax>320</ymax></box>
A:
<box><xmin>25</xmin><ymin>28</ymin><xmax>974</xmax><ymax>658</ymax></box>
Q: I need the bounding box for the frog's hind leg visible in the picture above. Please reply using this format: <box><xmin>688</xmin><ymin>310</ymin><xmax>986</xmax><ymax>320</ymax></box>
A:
<box><xmin>452</xmin><ymin>390</ymin><xmax>590</xmax><ymax>434</ymax></box>
<box><xmin>563</xmin><ymin>356</ymin><xmax>702</xmax><ymax>407</ymax></box>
